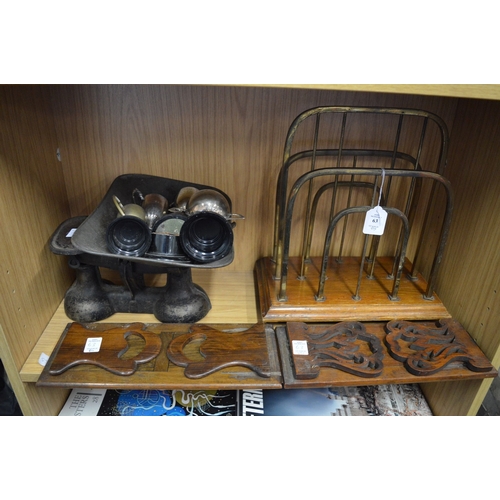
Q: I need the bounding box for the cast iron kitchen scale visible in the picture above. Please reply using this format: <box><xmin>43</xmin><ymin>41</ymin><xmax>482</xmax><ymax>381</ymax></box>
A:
<box><xmin>50</xmin><ymin>174</ymin><xmax>237</xmax><ymax>324</ymax></box>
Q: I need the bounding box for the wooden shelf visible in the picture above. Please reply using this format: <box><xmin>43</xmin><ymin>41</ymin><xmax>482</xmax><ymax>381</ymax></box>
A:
<box><xmin>22</xmin><ymin>267</ymin><xmax>496</xmax><ymax>394</ymax></box>
<box><xmin>245</xmin><ymin>84</ymin><xmax>500</xmax><ymax>101</ymax></box>
<box><xmin>20</xmin><ymin>270</ymin><xmax>259</xmax><ymax>383</ymax></box>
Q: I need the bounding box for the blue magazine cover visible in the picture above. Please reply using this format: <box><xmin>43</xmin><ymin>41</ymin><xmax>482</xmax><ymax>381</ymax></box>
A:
<box><xmin>97</xmin><ymin>389</ymin><xmax>238</xmax><ymax>416</ymax></box>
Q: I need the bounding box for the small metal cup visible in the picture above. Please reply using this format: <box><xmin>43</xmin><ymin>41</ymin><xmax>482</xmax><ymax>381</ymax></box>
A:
<box><xmin>175</xmin><ymin>186</ymin><xmax>199</xmax><ymax>211</ymax></box>
<box><xmin>185</xmin><ymin>189</ymin><xmax>244</xmax><ymax>220</ymax></box>
<box><xmin>142</xmin><ymin>193</ymin><xmax>168</xmax><ymax>228</ymax></box>
<box><xmin>113</xmin><ymin>195</ymin><xmax>146</xmax><ymax>220</ymax></box>
<box><xmin>151</xmin><ymin>214</ymin><xmax>187</xmax><ymax>258</ymax></box>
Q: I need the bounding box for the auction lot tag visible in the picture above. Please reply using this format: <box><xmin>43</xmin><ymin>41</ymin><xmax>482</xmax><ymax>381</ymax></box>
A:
<box><xmin>38</xmin><ymin>352</ymin><xmax>50</xmax><ymax>366</ymax></box>
<box><xmin>84</xmin><ymin>337</ymin><xmax>103</xmax><ymax>353</ymax></box>
<box><xmin>363</xmin><ymin>206</ymin><xmax>388</xmax><ymax>236</ymax></box>
<box><xmin>292</xmin><ymin>340</ymin><xmax>309</xmax><ymax>355</ymax></box>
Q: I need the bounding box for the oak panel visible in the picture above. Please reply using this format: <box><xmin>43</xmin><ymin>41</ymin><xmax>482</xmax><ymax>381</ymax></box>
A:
<box><xmin>0</xmin><ymin>85</ymin><xmax>73</xmax><ymax>415</ymax></box>
<box><xmin>421</xmin><ymin>98</ymin><xmax>500</xmax><ymax>415</ymax></box>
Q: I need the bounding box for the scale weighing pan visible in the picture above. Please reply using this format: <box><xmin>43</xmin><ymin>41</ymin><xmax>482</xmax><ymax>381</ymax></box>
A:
<box><xmin>71</xmin><ymin>174</ymin><xmax>235</xmax><ymax>269</ymax></box>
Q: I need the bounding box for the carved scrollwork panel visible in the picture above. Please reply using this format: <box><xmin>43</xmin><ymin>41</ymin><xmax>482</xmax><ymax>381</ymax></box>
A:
<box><xmin>384</xmin><ymin>319</ymin><xmax>493</xmax><ymax>376</ymax></box>
<box><xmin>286</xmin><ymin>321</ymin><xmax>384</xmax><ymax>379</ymax></box>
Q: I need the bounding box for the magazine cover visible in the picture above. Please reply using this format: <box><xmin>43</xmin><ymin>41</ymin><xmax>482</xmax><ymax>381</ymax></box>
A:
<box><xmin>58</xmin><ymin>388</ymin><xmax>108</xmax><ymax>416</ymax></box>
<box><xmin>60</xmin><ymin>384</ymin><xmax>432</xmax><ymax>416</ymax></box>
<box><xmin>237</xmin><ymin>385</ymin><xmax>433</xmax><ymax>416</ymax></box>
<box><xmin>97</xmin><ymin>389</ymin><xmax>238</xmax><ymax>416</ymax></box>
<box><xmin>59</xmin><ymin>388</ymin><xmax>238</xmax><ymax>416</ymax></box>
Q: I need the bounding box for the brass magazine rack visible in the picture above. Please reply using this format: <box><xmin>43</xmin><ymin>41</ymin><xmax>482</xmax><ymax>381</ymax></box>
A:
<box><xmin>256</xmin><ymin>106</ymin><xmax>454</xmax><ymax>322</ymax></box>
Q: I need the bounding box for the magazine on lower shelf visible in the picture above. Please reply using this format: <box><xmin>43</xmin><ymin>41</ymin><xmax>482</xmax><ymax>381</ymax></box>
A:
<box><xmin>59</xmin><ymin>384</ymin><xmax>433</xmax><ymax>416</ymax></box>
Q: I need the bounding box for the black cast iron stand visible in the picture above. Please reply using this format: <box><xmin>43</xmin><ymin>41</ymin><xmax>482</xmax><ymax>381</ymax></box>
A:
<box><xmin>50</xmin><ymin>217</ymin><xmax>211</xmax><ymax>323</ymax></box>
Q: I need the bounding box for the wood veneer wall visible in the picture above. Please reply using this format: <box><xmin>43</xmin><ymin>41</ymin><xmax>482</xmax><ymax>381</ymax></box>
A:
<box><xmin>50</xmin><ymin>84</ymin><xmax>460</xmax><ymax>272</ymax></box>
<box><xmin>421</xmin><ymin>98</ymin><xmax>500</xmax><ymax>415</ymax></box>
<box><xmin>0</xmin><ymin>85</ymin><xmax>73</xmax><ymax>415</ymax></box>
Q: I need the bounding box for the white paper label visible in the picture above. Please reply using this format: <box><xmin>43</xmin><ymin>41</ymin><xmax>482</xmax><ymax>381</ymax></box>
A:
<box><xmin>292</xmin><ymin>340</ymin><xmax>309</xmax><ymax>355</ymax></box>
<box><xmin>66</xmin><ymin>228</ymin><xmax>77</xmax><ymax>238</ymax></box>
<box><xmin>84</xmin><ymin>337</ymin><xmax>103</xmax><ymax>353</ymax></box>
<box><xmin>363</xmin><ymin>206</ymin><xmax>388</xmax><ymax>235</ymax></box>
<box><xmin>38</xmin><ymin>352</ymin><xmax>50</xmax><ymax>366</ymax></box>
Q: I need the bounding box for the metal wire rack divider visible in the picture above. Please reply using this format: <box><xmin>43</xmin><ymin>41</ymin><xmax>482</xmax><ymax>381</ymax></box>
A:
<box><xmin>256</xmin><ymin>106</ymin><xmax>454</xmax><ymax>322</ymax></box>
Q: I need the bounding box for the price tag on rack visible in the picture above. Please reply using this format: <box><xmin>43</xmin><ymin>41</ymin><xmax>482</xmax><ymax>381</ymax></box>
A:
<box><xmin>363</xmin><ymin>206</ymin><xmax>388</xmax><ymax>235</ymax></box>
